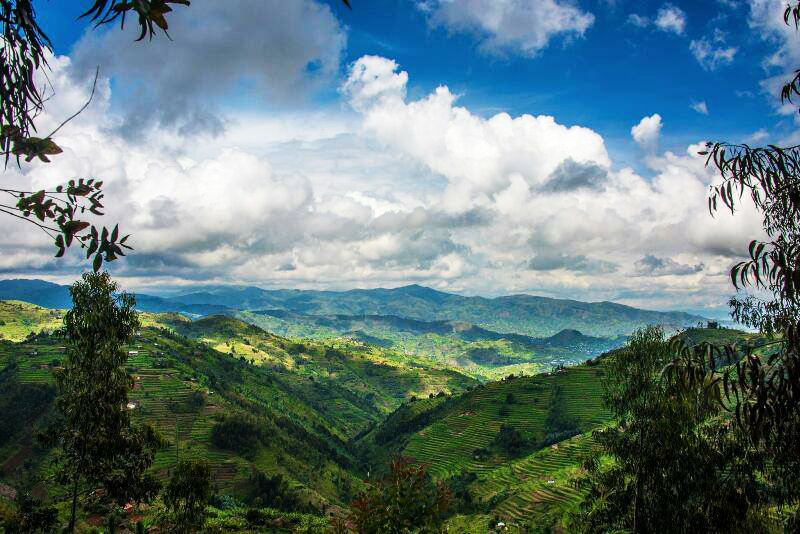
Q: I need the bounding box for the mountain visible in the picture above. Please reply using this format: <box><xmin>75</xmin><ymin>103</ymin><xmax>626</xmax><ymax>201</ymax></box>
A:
<box><xmin>0</xmin><ymin>279</ymin><xmax>232</xmax><ymax>316</ymax></box>
<box><xmin>171</xmin><ymin>283</ymin><xmax>706</xmax><ymax>337</ymax></box>
<box><xmin>0</xmin><ymin>280</ymin><xmax>708</xmax><ymax>338</ymax></box>
<box><xmin>0</xmin><ymin>279</ymin><xmax>72</xmax><ymax>309</ymax></box>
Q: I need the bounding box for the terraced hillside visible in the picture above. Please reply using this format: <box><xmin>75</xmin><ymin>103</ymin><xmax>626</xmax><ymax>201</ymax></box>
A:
<box><xmin>0</xmin><ymin>312</ymin><xmax>476</xmax><ymax>514</ymax></box>
<box><xmin>393</xmin><ymin>367</ymin><xmax>608</xmax><ymax>479</ymax></box>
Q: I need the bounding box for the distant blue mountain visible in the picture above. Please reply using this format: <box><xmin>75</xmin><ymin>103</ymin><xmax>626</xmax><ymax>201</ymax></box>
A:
<box><xmin>0</xmin><ymin>279</ymin><xmax>708</xmax><ymax>337</ymax></box>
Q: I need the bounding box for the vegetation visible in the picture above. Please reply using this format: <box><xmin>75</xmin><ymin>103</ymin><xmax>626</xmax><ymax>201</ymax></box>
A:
<box><xmin>39</xmin><ymin>272</ymin><xmax>163</xmax><ymax>532</ymax></box>
<box><xmin>333</xmin><ymin>456</ymin><xmax>450</xmax><ymax>534</ymax></box>
<box><xmin>576</xmin><ymin>327</ymin><xmax>768</xmax><ymax>532</ymax></box>
<box><xmin>163</xmin><ymin>458</ymin><xmax>212</xmax><ymax>533</ymax></box>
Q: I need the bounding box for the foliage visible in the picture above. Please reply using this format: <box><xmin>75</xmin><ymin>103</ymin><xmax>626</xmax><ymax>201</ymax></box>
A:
<box><xmin>659</xmin><ymin>2</ymin><xmax>800</xmax><ymax>527</ymax></box>
<box><xmin>542</xmin><ymin>384</ymin><xmax>580</xmax><ymax>439</ymax></box>
<box><xmin>39</xmin><ymin>271</ymin><xmax>161</xmax><ymax>532</ymax></box>
<box><xmin>246</xmin><ymin>471</ymin><xmax>302</xmax><ymax>512</ymax></box>
<box><xmin>575</xmin><ymin>327</ymin><xmax>768</xmax><ymax>533</ymax></box>
<box><xmin>163</xmin><ymin>458</ymin><xmax>212</xmax><ymax>533</ymax></box>
<box><xmin>0</xmin><ymin>492</ymin><xmax>58</xmax><ymax>533</ymax></box>
<box><xmin>493</xmin><ymin>423</ymin><xmax>527</xmax><ymax>456</ymax></box>
<box><xmin>333</xmin><ymin>456</ymin><xmax>451</xmax><ymax>534</ymax></box>
<box><xmin>0</xmin><ymin>378</ymin><xmax>54</xmax><ymax>446</ymax></box>
<box><xmin>210</xmin><ymin>415</ymin><xmax>262</xmax><ymax>457</ymax></box>
<box><xmin>445</xmin><ymin>471</ymin><xmax>478</xmax><ymax>515</ymax></box>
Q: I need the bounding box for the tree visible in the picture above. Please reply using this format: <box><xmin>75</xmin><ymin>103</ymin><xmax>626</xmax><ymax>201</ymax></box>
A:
<box><xmin>1</xmin><ymin>0</ymin><xmax>351</xmax><ymax>270</ymax></box>
<box><xmin>40</xmin><ymin>271</ymin><xmax>162</xmax><ymax>533</ymax></box>
<box><xmin>576</xmin><ymin>327</ymin><xmax>767</xmax><ymax>533</ymax></box>
<box><xmin>163</xmin><ymin>458</ymin><xmax>212</xmax><ymax>533</ymax></box>
<box><xmin>662</xmin><ymin>3</ymin><xmax>800</xmax><ymax>528</ymax></box>
<box><xmin>332</xmin><ymin>456</ymin><xmax>451</xmax><ymax>534</ymax></box>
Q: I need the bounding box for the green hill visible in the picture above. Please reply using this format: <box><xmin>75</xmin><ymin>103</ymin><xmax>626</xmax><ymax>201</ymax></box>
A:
<box><xmin>0</xmin><ymin>299</ymin><xmax>760</xmax><ymax>532</ymax></box>
<box><xmin>237</xmin><ymin>309</ymin><xmax>624</xmax><ymax>380</ymax></box>
<box><xmin>0</xmin><ymin>311</ymin><xmax>476</xmax><ymax>528</ymax></box>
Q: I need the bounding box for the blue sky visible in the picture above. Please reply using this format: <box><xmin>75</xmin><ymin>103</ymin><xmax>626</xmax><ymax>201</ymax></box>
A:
<box><xmin>3</xmin><ymin>0</ymin><xmax>795</xmax><ymax>314</ymax></box>
<box><xmin>39</xmin><ymin>0</ymin><xmax>782</xmax><ymax>158</ymax></box>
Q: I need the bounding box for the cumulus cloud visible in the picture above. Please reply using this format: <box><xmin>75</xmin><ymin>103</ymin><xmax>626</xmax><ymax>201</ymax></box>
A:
<box><xmin>0</xmin><ymin>52</ymin><xmax>766</xmax><ymax>311</ymax></box>
<box><xmin>416</xmin><ymin>0</ymin><xmax>595</xmax><ymax>56</ymax></box>
<box><xmin>655</xmin><ymin>4</ymin><xmax>687</xmax><ymax>35</ymax></box>
<box><xmin>342</xmin><ymin>55</ymin><xmax>610</xmax><ymax>212</ymax></box>
<box><xmin>691</xmin><ymin>101</ymin><xmax>709</xmax><ymax>114</ymax></box>
<box><xmin>69</xmin><ymin>0</ymin><xmax>346</xmax><ymax>138</ymax></box>
<box><xmin>528</xmin><ymin>251</ymin><xmax>617</xmax><ymax>273</ymax></box>
<box><xmin>541</xmin><ymin>159</ymin><xmax>608</xmax><ymax>192</ymax></box>
<box><xmin>631</xmin><ymin>113</ymin><xmax>663</xmax><ymax>150</ymax></box>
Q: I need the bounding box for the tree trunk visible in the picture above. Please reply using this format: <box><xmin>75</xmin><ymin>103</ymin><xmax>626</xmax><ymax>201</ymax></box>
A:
<box><xmin>69</xmin><ymin>471</ymin><xmax>80</xmax><ymax>533</ymax></box>
<box><xmin>633</xmin><ymin>428</ymin><xmax>643</xmax><ymax>534</ymax></box>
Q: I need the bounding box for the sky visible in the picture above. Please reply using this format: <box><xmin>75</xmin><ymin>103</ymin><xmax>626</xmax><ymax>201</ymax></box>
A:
<box><xmin>1</xmin><ymin>0</ymin><xmax>797</xmax><ymax>315</ymax></box>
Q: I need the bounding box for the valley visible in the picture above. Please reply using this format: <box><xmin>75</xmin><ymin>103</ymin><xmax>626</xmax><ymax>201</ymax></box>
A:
<box><xmin>0</xmin><ymin>282</ymin><xmax>759</xmax><ymax>532</ymax></box>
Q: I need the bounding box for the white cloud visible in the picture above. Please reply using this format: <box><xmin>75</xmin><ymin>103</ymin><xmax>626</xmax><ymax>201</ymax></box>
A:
<box><xmin>655</xmin><ymin>4</ymin><xmax>687</xmax><ymax>35</ymax></box>
<box><xmin>748</xmin><ymin>0</ymin><xmax>800</xmax><ymax>115</ymax></box>
<box><xmin>0</xmin><ymin>53</ymin><xmax>764</xmax><ymax>311</ymax></box>
<box><xmin>416</xmin><ymin>0</ymin><xmax>595</xmax><ymax>56</ymax></box>
<box><xmin>690</xmin><ymin>37</ymin><xmax>737</xmax><ymax>70</ymax></box>
<box><xmin>691</xmin><ymin>101</ymin><xmax>709</xmax><ymax>114</ymax></box>
<box><xmin>747</xmin><ymin>128</ymin><xmax>769</xmax><ymax>142</ymax></box>
<box><xmin>631</xmin><ymin>114</ymin><xmax>663</xmax><ymax>149</ymax></box>
<box><xmin>342</xmin><ymin>55</ymin><xmax>610</xmax><ymax>212</ymax></box>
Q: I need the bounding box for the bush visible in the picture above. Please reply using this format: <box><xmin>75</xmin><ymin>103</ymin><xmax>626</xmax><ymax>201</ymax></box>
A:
<box><xmin>246</xmin><ymin>472</ymin><xmax>302</xmax><ymax>512</ymax></box>
<box><xmin>210</xmin><ymin>415</ymin><xmax>262</xmax><ymax>457</ymax></box>
<box><xmin>334</xmin><ymin>457</ymin><xmax>450</xmax><ymax>533</ymax></box>
<box><xmin>494</xmin><ymin>424</ymin><xmax>528</xmax><ymax>456</ymax></box>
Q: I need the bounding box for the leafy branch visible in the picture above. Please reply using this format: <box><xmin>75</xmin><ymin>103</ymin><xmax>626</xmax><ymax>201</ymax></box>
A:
<box><xmin>1</xmin><ymin>178</ymin><xmax>131</xmax><ymax>271</ymax></box>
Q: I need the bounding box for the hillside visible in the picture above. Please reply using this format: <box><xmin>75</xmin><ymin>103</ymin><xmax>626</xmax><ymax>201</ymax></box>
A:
<box><xmin>0</xmin><ymin>298</ymin><xmax>758</xmax><ymax>532</ymax></box>
<box><xmin>353</xmin><ymin>325</ymin><xmax>765</xmax><ymax>530</ymax></box>
<box><xmin>0</xmin><ymin>311</ymin><xmax>476</xmax><ymax>530</ymax></box>
<box><xmin>238</xmin><ymin>310</ymin><xmax>623</xmax><ymax>379</ymax></box>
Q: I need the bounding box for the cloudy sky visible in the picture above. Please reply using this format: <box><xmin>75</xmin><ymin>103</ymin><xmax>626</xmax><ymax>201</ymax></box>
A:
<box><xmin>1</xmin><ymin>0</ymin><xmax>795</xmax><ymax>315</ymax></box>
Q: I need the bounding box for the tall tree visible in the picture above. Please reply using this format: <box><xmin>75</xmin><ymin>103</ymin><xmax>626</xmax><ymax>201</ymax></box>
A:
<box><xmin>576</xmin><ymin>327</ymin><xmax>767</xmax><ymax>533</ymax></box>
<box><xmin>40</xmin><ymin>271</ymin><xmax>161</xmax><ymax>533</ymax></box>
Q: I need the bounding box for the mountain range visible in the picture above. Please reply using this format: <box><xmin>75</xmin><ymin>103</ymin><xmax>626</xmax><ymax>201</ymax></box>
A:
<box><xmin>0</xmin><ymin>279</ymin><xmax>707</xmax><ymax>338</ymax></box>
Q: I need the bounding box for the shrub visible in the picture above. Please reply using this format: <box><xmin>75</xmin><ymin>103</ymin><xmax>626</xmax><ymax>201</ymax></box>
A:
<box><xmin>334</xmin><ymin>457</ymin><xmax>450</xmax><ymax>533</ymax></box>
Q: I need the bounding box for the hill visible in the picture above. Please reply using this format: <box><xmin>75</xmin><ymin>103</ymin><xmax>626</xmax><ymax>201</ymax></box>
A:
<box><xmin>0</xmin><ymin>298</ymin><xmax>762</xmax><ymax>531</ymax></box>
<box><xmin>0</xmin><ymin>311</ymin><xmax>476</xmax><ymax>530</ymax></box>
<box><xmin>239</xmin><ymin>309</ymin><xmax>623</xmax><ymax>379</ymax></box>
